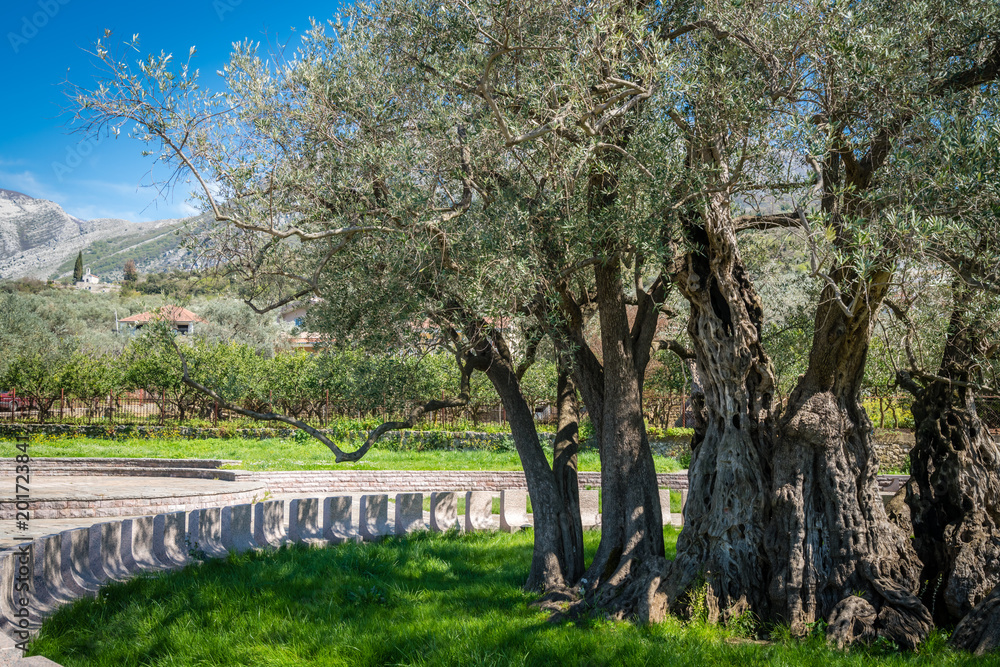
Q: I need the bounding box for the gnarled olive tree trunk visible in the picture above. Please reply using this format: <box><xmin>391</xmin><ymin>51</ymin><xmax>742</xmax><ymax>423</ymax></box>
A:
<box><xmin>898</xmin><ymin>294</ymin><xmax>1000</xmax><ymax>627</ymax></box>
<box><xmin>767</xmin><ymin>276</ymin><xmax>932</xmax><ymax>649</ymax></box>
<box><xmin>666</xmin><ymin>199</ymin><xmax>777</xmax><ymax>623</ymax></box>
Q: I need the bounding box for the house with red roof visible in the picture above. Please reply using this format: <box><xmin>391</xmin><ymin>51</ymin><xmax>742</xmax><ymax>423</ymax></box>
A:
<box><xmin>118</xmin><ymin>305</ymin><xmax>207</xmax><ymax>335</ymax></box>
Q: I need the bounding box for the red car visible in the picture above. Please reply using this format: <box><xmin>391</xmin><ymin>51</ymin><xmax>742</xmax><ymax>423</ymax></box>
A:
<box><xmin>0</xmin><ymin>391</ymin><xmax>27</xmax><ymax>414</ymax></box>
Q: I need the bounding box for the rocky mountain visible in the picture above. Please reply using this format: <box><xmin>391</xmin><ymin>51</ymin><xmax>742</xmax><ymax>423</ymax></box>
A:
<box><xmin>0</xmin><ymin>189</ymin><xmax>197</xmax><ymax>280</ymax></box>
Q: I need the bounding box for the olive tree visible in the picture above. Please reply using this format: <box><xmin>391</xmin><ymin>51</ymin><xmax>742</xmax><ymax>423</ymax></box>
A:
<box><xmin>70</xmin><ymin>6</ymin><xmax>593</xmax><ymax>591</ymax></box>
<box><xmin>69</xmin><ymin>0</ymin><xmax>1000</xmax><ymax>648</ymax></box>
<box><xmin>759</xmin><ymin>1</ymin><xmax>1000</xmax><ymax>646</ymax></box>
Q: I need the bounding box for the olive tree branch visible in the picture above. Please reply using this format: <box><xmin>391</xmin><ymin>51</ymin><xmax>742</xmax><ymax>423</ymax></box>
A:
<box><xmin>172</xmin><ymin>337</ymin><xmax>477</xmax><ymax>462</ymax></box>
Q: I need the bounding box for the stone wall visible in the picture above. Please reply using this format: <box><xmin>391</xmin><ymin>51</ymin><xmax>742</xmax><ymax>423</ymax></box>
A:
<box><xmin>647</xmin><ymin>429</ymin><xmax>918</xmax><ymax>472</ymax></box>
<box><xmin>871</xmin><ymin>429</ymin><xmax>915</xmax><ymax>471</ymax></box>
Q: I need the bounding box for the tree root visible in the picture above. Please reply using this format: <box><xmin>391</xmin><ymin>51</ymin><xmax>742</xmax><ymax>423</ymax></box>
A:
<box><xmin>825</xmin><ymin>574</ymin><xmax>933</xmax><ymax>650</ymax></box>
<box><xmin>871</xmin><ymin>577</ymin><xmax>934</xmax><ymax>651</ymax></box>
<box><xmin>951</xmin><ymin>586</ymin><xmax>1000</xmax><ymax>655</ymax></box>
<box><xmin>554</xmin><ymin>557</ymin><xmax>670</xmax><ymax>624</ymax></box>
<box><xmin>590</xmin><ymin>556</ymin><xmax>668</xmax><ymax>622</ymax></box>
<box><xmin>827</xmin><ymin>596</ymin><xmax>878</xmax><ymax>648</ymax></box>
<box><xmin>530</xmin><ymin>585</ymin><xmax>580</xmax><ymax>615</ymax></box>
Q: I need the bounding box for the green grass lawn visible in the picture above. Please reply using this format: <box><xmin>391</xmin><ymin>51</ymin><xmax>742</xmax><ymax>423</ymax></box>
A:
<box><xmin>27</xmin><ymin>528</ymin><xmax>977</xmax><ymax>667</ymax></box>
<box><xmin>0</xmin><ymin>435</ymin><xmax>685</xmax><ymax>473</ymax></box>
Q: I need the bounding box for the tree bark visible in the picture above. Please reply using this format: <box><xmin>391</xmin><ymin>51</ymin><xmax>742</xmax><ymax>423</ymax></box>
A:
<box><xmin>768</xmin><ymin>275</ymin><xmax>932</xmax><ymax>649</ymax></box>
<box><xmin>900</xmin><ymin>294</ymin><xmax>1000</xmax><ymax>625</ymax></box>
<box><xmin>482</xmin><ymin>331</ymin><xmax>583</xmax><ymax>592</ymax></box>
<box><xmin>666</xmin><ymin>198</ymin><xmax>777</xmax><ymax>624</ymax></box>
<box><xmin>951</xmin><ymin>586</ymin><xmax>1000</xmax><ymax>654</ymax></box>
<box><xmin>581</xmin><ymin>260</ymin><xmax>666</xmax><ymax>619</ymax></box>
<box><xmin>553</xmin><ymin>352</ymin><xmax>585</xmax><ymax>585</ymax></box>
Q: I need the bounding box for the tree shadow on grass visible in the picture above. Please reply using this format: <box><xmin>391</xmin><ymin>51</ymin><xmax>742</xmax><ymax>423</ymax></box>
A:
<box><xmin>27</xmin><ymin>526</ymin><xmax>979</xmax><ymax>666</ymax></box>
<box><xmin>29</xmin><ymin>531</ymin><xmax>571</xmax><ymax>666</ymax></box>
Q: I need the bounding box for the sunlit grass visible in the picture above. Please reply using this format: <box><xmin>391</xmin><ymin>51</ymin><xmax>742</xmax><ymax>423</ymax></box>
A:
<box><xmin>27</xmin><ymin>529</ymin><xmax>979</xmax><ymax>666</ymax></box>
<box><xmin>0</xmin><ymin>434</ymin><xmax>685</xmax><ymax>473</ymax></box>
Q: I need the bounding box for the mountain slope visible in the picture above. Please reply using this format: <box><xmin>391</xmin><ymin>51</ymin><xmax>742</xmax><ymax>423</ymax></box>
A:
<box><xmin>0</xmin><ymin>189</ymin><xmax>201</xmax><ymax>280</ymax></box>
<box><xmin>48</xmin><ymin>216</ymin><xmax>209</xmax><ymax>280</ymax></box>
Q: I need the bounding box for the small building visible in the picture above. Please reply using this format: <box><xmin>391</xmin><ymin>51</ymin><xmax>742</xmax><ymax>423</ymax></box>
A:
<box><xmin>119</xmin><ymin>305</ymin><xmax>207</xmax><ymax>335</ymax></box>
<box><xmin>277</xmin><ymin>299</ymin><xmax>323</xmax><ymax>351</ymax></box>
<box><xmin>279</xmin><ymin>304</ymin><xmax>309</xmax><ymax>328</ymax></box>
<box><xmin>75</xmin><ymin>269</ymin><xmax>117</xmax><ymax>293</ymax></box>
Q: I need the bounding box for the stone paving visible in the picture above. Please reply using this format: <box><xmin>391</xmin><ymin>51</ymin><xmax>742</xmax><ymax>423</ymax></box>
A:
<box><xmin>0</xmin><ymin>476</ymin><xmax>268</xmax><ymax>548</ymax></box>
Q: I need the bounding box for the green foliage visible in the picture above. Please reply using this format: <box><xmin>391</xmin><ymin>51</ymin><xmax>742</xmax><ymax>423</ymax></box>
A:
<box><xmin>578</xmin><ymin>416</ymin><xmax>595</xmax><ymax>445</ymax></box>
<box><xmin>193</xmin><ymin>299</ymin><xmax>286</xmax><ymax>356</ymax></box>
<box><xmin>677</xmin><ymin>450</ymin><xmax>692</xmax><ymax>470</ymax></box>
<box><xmin>0</xmin><ymin>434</ymin><xmax>686</xmax><ymax>473</ymax></box>
<box><xmin>72</xmin><ymin>251</ymin><xmax>83</xmax><ymax>282</ymax></box>
<box><xmin>136</xmin><ymin>270</ymin><xmax>234</xmax><ymax>299</ymax></box>
<box><xmin>30</xmin><ymin>528</ymin><xmax>974</xmax><ymax>667</ymax></box>
<box><xmin>728</xmin><ymin>609</ymin><xmax>760</xmax><ymax>639</ymax></box>
<box><xmin>645</xmin><ymin>424</ymin><xmax>695</xmax><ymax>441</ymax></box>
<box><xmin>686</xmin><ymin>580</ymin><xmax>711</xmax><ymax>625</ymax></box>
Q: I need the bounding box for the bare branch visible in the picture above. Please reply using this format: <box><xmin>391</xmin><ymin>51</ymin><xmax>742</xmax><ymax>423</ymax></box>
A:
<box><xmin>173</xmin><ymin>339</ymin><xmax>372</xmax><ymax>462</ymax></box>
<box><xmin>173</xmin><ymin>337</ymin><xmax>475</xmax><ymax>463</ymax></box>
<box><xmin>734</xmin><ymin>213</ymin><xmax>801</xmax><ymax>231</ymax></box>
<box><xmin>556</xmin><ymin>257</ymin><xmax>599</xmax><ymax>281</ymax></box>
<box><xmin>794</xmin><ymin>206</ymin><xmax>858</xmax><ymax>318</ymax></box>
<box><xmin>655</xmin><ymin>338</ymin><xmax>696</xmax><ymax>360</ymax></box>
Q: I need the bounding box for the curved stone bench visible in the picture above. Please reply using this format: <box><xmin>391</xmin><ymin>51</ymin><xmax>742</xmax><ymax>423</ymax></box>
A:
<box><xmin>189</xmin><ymin>508</ymin><xmax>229</xmax><ymax>560</ymax></box>
<box><xmin>222</xmin><ymin>505</ymin><xmax>257</xmax><ymax>553</ymax></box>
<box><xmin>0</xmin><ymin>486</ymin><xmax>677</xmax><ymax>660</ymax></box>
<box><xmin>121</xmin><ymin>516</ymin><xmax>171</xmax><ymax>572</ymax></box>
<box><xmin>429</xmin><ymin>492</ymin><xmax>459</xmax><ymax>532</ymax></box>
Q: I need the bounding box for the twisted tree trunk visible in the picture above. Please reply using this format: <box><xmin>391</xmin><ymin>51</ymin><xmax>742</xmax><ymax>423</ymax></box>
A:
<box><xmin>666</xmin><ymin>199</ymin><xmax>777</xmax><ymax>623</ymax></box>
<box><xmin>899</xmin><ymin>294</ymin><xmax>1000</xmax><ymax>627</ymax></box>
<box><xmin>767</xmin><ymin>276</ymin><xmax>932</xmax><ymax>649</ymax></box>
<box><xmin>553</xmin><ymin>355</ymin><xmax>585</xmax><ymax>585</ymax></box>
<box><xmin>581</xmin><ymin>260</ymin><xmax>666</xmax><ymax>618</ymax></box>
<box><xmin>483</xmin><ymin>332</ymin><xmax>584</xmax><ymax>592</ymax></box>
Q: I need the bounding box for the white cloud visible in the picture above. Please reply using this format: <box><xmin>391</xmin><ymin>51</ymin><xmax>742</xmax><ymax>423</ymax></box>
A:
<box><xmin>0</xmin><ymin>169</ymin><xmax>203</xmax><ymax>222</ymax></box>
<box><xmin>0</xmin><ymin>169</ymin><xmax>63</xmax><ymax>201</ymax></box>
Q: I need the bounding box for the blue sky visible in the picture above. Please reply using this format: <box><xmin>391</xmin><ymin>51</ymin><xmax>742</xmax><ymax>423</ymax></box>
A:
<box><xmin>0</xmin><ymin>0</ymin><xmax>344</xmax><ymax>222</ymax></box>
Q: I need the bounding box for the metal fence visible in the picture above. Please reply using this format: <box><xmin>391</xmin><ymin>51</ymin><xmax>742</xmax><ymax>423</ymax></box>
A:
<box><xmin>0</xmin><ymin>389</ymin><xmax>528</xmax><ymax>429</ymax></box>
<box><xmin>1</xmin><ymin>388</ymin><xmax>998</xmax><ymax>432</ymax></box>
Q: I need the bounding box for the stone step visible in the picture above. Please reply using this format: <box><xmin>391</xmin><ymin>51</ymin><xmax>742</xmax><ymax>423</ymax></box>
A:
<box><xmin>0</xmin><ymin>479</ymin><xmax>267</xmax><ymax>520</ymax></box>
<box><xmin>24</xmin><ymin>458</ymin><xmax>239</xmax><ymax>470</ymax></box>
<box><xmin>17</xmin><ymin>467</ymin><xmax>240</xmax><ymax>481</ymax></box>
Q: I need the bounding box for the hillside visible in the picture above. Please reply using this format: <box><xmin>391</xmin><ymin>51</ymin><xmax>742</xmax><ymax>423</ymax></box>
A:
<box><xmin>48</xmin><ymin>214</ymin><xmax>212</xmax><ymax>281</ymax></box>
<box><xmin>0</xmin><ymin>189</ymin><xmax>206</xmax><ymax>280</ymax></box>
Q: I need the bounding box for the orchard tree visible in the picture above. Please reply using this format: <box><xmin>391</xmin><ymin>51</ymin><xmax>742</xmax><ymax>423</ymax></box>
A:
<box><xmin>123</xmin><ymin>259</ymin><xmax>139</xmax><ymax>286</ymax></box>
<box><xmin>70</xmin><ymin>7</ymin><xmax>591</xmax><ymax>591</ymax></box>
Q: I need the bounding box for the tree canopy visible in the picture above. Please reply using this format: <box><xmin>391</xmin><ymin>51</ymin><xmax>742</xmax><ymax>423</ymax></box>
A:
<box><xmin>69</xmin><ymin>0</ymin><xmax>1000</xmax><ymax>652</ymax></box>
